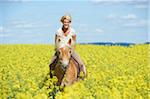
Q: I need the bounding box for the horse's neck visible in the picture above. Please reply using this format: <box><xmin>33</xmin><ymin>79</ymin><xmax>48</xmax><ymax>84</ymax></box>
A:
<box><xmin>68</xmin><ymin>57</ymin><xmax>79</xmax><ymax>71</ymax></box>
<box><xmin>70</xmin><ymin>56</ymin><xmax>78</xmax><ymax>66</ymax></box>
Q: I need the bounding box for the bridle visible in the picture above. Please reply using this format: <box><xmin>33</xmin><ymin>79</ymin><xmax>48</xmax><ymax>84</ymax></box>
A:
<box><xmin>56</xmin><ymin>48</ymin><xmax>72</xmax><ymax>73</ymax></box>
<box><xmin>56</xmin><ymin>48</ymin><xmax>80</xmax><ymax>79</ymax></box>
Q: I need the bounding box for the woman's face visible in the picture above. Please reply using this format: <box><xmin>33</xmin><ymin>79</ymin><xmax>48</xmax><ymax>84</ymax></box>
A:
<box><xmin>62</xmin><ymin>19</ymin><xmax>71</xmax><ymax>29</ymax></box>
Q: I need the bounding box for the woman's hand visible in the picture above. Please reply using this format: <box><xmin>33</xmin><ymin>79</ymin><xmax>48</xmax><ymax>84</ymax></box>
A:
<box><xmin>72</xmin><ymin>35</ymin><xmax>76</xmax><ymax>42</ymax></box>
<box><xmin>72</xmin><ymin>35</ymin><xmax>76</xmax><ymax>49</ymax></box>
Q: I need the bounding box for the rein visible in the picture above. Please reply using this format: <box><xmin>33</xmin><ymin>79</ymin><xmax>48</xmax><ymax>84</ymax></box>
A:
<box><xmin>56</xmin><ymin>50</ymin><xmax>71</xmax><ymax>73</ymax></box>
<box><xmin>58</xmin><ymin>56</ymin><xmax>71</xmax><ymax>80</ymax></box>
<box><xmin>56</xmin><ymin>48</ymin><xmax>80</xmax><ymax>79</ymax></box>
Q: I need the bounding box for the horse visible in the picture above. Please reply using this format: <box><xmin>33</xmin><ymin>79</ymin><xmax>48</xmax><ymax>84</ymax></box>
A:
<box><xmin>50</xmin><ymin>39</ymin><xmax>82</xmax><ymax>86</ymax></box>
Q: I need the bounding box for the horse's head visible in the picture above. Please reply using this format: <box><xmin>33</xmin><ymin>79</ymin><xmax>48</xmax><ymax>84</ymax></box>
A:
<box><xmin>57</xmin><ymin>39</ymin><xmax>73</xmax><ymax>69</ymax></box>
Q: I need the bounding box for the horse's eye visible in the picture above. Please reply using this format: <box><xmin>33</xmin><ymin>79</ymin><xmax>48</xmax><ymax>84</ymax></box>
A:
<box><xmin>57</xmin><ymin>50</ymin><xmax>61</xmax><ymax>55</ymax></box>
<box><xmin>69</xmin><ymin>50</ymin><xmax>72</xmax><ymax>54</ymax></box>
<box><xmin>58</xmin><ymin>39</ymin><xmax>61</xmax><ymax>42</ymax></box>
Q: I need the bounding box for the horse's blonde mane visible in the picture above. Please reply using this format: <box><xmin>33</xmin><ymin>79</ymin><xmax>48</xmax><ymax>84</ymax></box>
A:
<box><xmin>56</xmin><ymin>41</ymin><xmax>71</xmax><ymax>50</ymax></box>
<box><xmin>55</xmin><ymin>35</ymin><xmax>75</xmax><ymax>51</ymax></box>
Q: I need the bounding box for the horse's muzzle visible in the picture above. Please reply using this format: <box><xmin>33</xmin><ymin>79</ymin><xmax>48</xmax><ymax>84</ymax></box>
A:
<box><xmin>62</xmin><ymin>65</ymin><xmax>67</xmax><ymax>71</ymax></box>
<box><xmin>62</xmin><ymin>60</ymin><xmax>69</xmax><ymax>66</ymax></box>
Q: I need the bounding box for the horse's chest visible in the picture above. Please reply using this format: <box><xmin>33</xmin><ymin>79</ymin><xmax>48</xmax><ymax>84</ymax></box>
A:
<box><xmin>54</xmin><ymin>60</ymin><xmax>78</xmax><ymax>86</ymax></box>
<box><xmin>65</xmin><ymin>61</ymin><xmax>78</xmax><ymax>81</ymax></box>
<box><xmin>54</xmin><ymin>64</ymin><xmax>65</xmax><ymax>80</ymax></box>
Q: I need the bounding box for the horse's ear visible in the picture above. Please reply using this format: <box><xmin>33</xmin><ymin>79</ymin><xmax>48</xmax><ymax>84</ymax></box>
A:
<box><xmin>68</xmin><ymin>39</ymin><xmax>72</xmax><ymax>45</ymax></box>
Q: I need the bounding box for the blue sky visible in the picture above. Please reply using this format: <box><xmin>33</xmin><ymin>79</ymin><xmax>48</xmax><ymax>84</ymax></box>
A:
<box><xmin>0</xmin><ymin>0</ymin><xmax>149</xmax><ymax>44</ymax></box>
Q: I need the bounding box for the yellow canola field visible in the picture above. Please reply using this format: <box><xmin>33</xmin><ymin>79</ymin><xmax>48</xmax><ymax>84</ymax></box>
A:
<box><xmin>0</xmin><ymin>44</ymin><xmax>149</xmax><ymax>99</ymax></box>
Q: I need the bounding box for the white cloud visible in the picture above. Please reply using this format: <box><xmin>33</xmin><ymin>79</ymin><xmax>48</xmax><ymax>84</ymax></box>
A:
<box><xmin>20</xmin><ymin>32</ymin><xmax>49</xmax><ymax>37</ymax></box>
<box><xmin>6</xmin><ymin>20</ymin><xmax>51</xmax><ymax>29</ymax></box>
<box><xmin>93</xmin><ymin>0</ymin><xmax>148</xmax><ymax>9</ymax></box>
<box><xmin>0</xmin><ymin>20</ymin><xmax>51</xmax><ymax>38</ymax></box>
<box><xmin>0</xmin><ymin>33</ymin><xmax>14</xmax><ymax>37</ymax></box>
<box><xmin>14</xmin><ymin>23</ymin><xmax>34</xmax><ymax>28</ymax></box>
<box><xmin>123</xmin><ymin>19</ymin><xmax>147</xmax><ymax>27</ymax></box>
<box><xmin>1</xmin><ymin>0</ymin><xmax>55</xmax><ymax>2</ymax></box>
<box><xmin>121</xmin><ymin>14</ymin><xmax>137</xmax><ymax>20</ymax></box>
<box><xmin>0</xmin><ymin>22</ymin><xmax>50</xmax><ymax>38</ymax></box>
<box><xmin>0</xmin><ymin>26</ymin><xmax>4</xmax><ymax>33</ymax></box>
<box><xmin>93</xmin><ymin>0</ymin><xmax>148</xmax><ymax>4</ymax></box>
<box><xmin>0</xmin><ymin>0</ymin><xmax>20</xmax><ymax>2</ymax></box>
<box><xmin>0</xmin><ymin>31</ymin><xmax>49</xmax><ymax>38</ymax></box>
<box><xmin>77</xmin><ymin>23</ymin><xmax>88</xmax><ymax>32</ymax></box>
<box><xmin>95</xmin><ymin>28</ymin><xmax>104</xmax><ymax>33</ymax></box>
<box><xmin>0</xmin><ymin>26</ymin><xmax>12</xmax><ymax>33</ymax></box>
<box><xmin>107</xmin><ymin>14</ymin><xmax>117</xmax><ymax>19</ymax></box>
<box><xmin>107</xmin><ymin>14</ymin><xmax>138</xmax><ymax>21</ymax></box>
<box><xmin>107</xmin><ymin>13</ymin><xmax>147</xmax><ymax>28</ymax></box>
<box><xmin>135</xmin><ymin>4</ymin><xmax>148</xmax><ymax>9</ymax></box>
<box><xmin>0</xmin><ymin>26</ymin><xmax>14</xmax><ymax>37</ymax></box>
<box><xmin>94</xmin><ymin>0</ymin><xmax>124</xmax><ymax>4</ymax></box>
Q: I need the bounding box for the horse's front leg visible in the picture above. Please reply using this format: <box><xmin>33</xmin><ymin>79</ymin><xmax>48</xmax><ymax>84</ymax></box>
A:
<box><xmin>60</xmin><ymin>75</ymin><xmax>71</xmax><ymax>87</ymax></box>
<box><xmin>60</xmin><ymin>76</ymin><xmax>67</xmax><ymax>87</ymax></box>
<box><xmin>61</xmin><ymin>80</ymin><xmax>71</xmax><ymax>87</ymax></box>
<box><xmin>60</xmin><ymin>81</ymin><xmax>65</xmax><ymax>87</ymax></box>
<box><xmin>50</xmin><ymin>70</ymin><xmax>53</xmax><ymax>78</ymax></box>
<box><xmin>49</xmin><ymin>64</ymin><xmax>54</xmax><ymax>78</ymax></box>
<box><xmin>49</xmin><ymin>54</ymin><xmax>58</xmax><ymax>78</ymax></box>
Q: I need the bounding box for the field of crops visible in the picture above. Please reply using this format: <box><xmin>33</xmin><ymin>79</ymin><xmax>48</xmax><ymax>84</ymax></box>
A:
<box><xmin>0</xmin><ymin>44</ymin><xmax>149</xmax><ymax>99</ymax></box>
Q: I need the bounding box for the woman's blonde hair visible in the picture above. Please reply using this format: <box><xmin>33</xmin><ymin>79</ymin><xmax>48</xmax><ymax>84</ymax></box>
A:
<box><xmin>60</xmin><ymin>14</ymin><xmax>72</xmax><ymax>23</ymax></box>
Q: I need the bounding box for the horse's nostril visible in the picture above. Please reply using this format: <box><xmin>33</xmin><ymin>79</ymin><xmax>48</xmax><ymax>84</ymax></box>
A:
<box><xmin>63</xmin><ymin>61</ymin><xmax>69</xmax><ymax>66</ymax></box>
<box><xmin>62</xmin><ymin>66</ymin><xmax>67</xmax><ymax>71</ymax></box>
<box><xmin>64</xmin><ymin>66</ymin><xmax>67</xmax><ymax>69</ymax></box>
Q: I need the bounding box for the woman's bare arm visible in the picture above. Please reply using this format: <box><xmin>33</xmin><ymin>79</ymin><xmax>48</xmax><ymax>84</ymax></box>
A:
<box><xmin>72</xmin><ymin>35</ymin><xmax>76</xmax><ymax>49</ymax></box>
<box><xmin>55</xmin><ymin>34</ymin><xmax>57</xmax><ymax>51</ymax></box>
<box><xmin>55</xmin><ymin>34</ymin><xmax>57</xmax><ymax>44</ymax></box>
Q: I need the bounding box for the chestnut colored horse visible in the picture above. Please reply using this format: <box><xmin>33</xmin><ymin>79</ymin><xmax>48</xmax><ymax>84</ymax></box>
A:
<box><xmin>50</xmin><ymin>40</ymin><xmax>81</xmax><ymax>86</ymax></box>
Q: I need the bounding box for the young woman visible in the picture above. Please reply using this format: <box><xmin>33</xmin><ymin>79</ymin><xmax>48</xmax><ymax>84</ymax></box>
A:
<box><xmin>49</xmin><ymin>14</ymin><xmax>86</xmax><ymax>78</ymax></box>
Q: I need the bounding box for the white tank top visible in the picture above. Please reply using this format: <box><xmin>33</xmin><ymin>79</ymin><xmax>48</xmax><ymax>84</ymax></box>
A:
<box><xmin>55</xmin><ymin>27</ymin><xmax>76</xmax><ymax>49</ymax></box>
